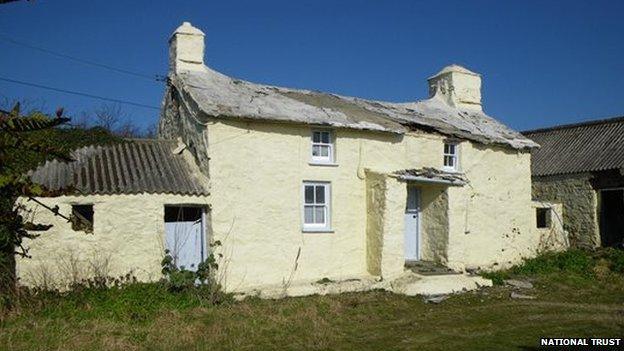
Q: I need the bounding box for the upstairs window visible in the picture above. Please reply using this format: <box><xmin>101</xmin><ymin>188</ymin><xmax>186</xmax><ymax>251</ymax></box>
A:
<box><xmin>71</xmin><ymin>204</ymin><xmax>94</xmax><ymax>233</ymax></box>
<box><xmin>302</xmin><ymin>182</ymin><xmax>331</xmax><ymax>231</ymax></box>
<box><xmin>311</xmin><ymin>130</ymin><xmax>334</xmax><ymax>164</ymax></box>
<box><xmin>443</xmin><ymin>143</ymin><xmax>459</xmax><ymax>171</ymax></box>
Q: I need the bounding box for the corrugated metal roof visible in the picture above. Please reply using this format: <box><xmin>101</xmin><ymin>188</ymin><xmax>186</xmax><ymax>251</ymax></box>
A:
<box><xmin>29</xmin><ymin>139</ymin><xmax>209</xmax><ymax>196</ymax></box>
<box><xmin>522</xmin><ymin>116</ymin><xmax>624</xmax><ymax>176</ymax></box>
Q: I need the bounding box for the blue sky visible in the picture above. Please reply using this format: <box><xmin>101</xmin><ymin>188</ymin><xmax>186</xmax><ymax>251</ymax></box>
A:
<box><xmin>1</xmin><ymin>0</ymin><xmax>623</xmax><ymax>132</ymax></box>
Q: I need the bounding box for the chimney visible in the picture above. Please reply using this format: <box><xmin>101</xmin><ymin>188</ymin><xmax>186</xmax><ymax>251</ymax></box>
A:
<box><xmin>169</xmin><ymin>22</ymin><xmax>206</xmax><ymax>72</ymax></box>
<box><xmin>427</xmin><ymin>65</ymin><xmax>482</xmax><ymax>111</ymax></box>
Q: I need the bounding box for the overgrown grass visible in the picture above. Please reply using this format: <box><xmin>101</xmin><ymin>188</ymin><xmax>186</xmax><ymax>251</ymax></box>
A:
<box><xmin>1</xmin><ymin>249</ymin><xmax>623</xmax><ymax>350</ymax></box>
<box><xmin>482</xmin><ymin>248</ymin><xmax>624</xmax><ymax>285</ymax></box>
<box><xmin>6</xmin><ymin>283</ymin><xmax>230</xmax><ymax>324</ymax></box>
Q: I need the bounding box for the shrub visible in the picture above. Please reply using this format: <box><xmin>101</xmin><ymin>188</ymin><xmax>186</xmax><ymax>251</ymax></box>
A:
<box><xmin>482</xmin><ymin>248</ymin><xmax>624</xmax><ymax>284</ymax></box>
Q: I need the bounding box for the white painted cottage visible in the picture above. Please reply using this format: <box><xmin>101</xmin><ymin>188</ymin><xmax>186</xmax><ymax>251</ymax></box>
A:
<box><xmin>17</xmin><ymin>22</ymin><xmax>566</xmax><ymax>295</ymax></box>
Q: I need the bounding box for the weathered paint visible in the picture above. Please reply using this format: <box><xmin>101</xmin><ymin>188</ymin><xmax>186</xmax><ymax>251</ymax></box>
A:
<box><xmin>19</xmin><ymin>117</ymin><xmax>540</xmax><ymax>292</ymax></box>
<box><xmin>16</xmin><ymin>193</ymin><xmax>209</xmax><ymax>289</ymax></box>
<box><xmin>532</xmin><ymin>201</ymin><xmax>568</xmax><ymax>252</ymax></box>
<box><xmin>205</xmin><ymin>118</ymin><xmax>538</xmax><ymax>291</ymax></box>
<box><xmin>419</xmin><ymin>185</ymin><xmax>449</xmax><ymax>263</ymax></box>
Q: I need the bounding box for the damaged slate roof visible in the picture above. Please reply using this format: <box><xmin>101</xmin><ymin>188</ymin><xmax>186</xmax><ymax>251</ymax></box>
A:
<box><xmin>394</xmin><ymin>168</ymin><xmax>468</xmax><ymax>186</ymax></box>
<box><xmin>522</xmin><ymin>116</ymin><xmax>624</xmax><ymax>176</ymax></box>
<box><xmin>29</xmin><ymin>139</ymin><xmax>209</xmax><ymax>196</ymax></box>
<box><xmin>171</xmin><ymin>68</ymin><xmax>538</xmax><ymax>150</ymax></box>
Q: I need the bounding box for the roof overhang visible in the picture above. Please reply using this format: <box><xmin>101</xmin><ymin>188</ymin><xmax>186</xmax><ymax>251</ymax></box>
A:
<box><xmin>392</xmin><ymin>168</ymin><xmax>468</xmax><ymax>186</ymax></box>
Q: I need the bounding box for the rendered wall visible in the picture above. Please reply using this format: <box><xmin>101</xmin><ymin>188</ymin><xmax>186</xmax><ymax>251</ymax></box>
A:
<box><xmin>365</xmin><ymin>172</ymin><xmax>385</xmax><ymax>276</ymax></box>
<box><xmin>419</xmin><ymin>185</ymin><xmax>449</xmax><ymax>263</ymax></box>
<box><xmin>16</xmin><ymin>194</ymin><xmax>209</xmax><ymax>289</ymax></box>
<box><xmin>203</xmin><ymin>118</ymin><xmax>536</xmax><ymax>290</ymax></box>
<box><xmin>445</xmin><ymin>143</ymin><xmax>537</xmax><ymax>271</ymax></box>
<box><xmin>532</xmin><ymin>174</ymin><xmax>599</xmax><ymax>248</ymax></box>
<box><xmin>364</xmin><ymin>171</ymin><xmax>406</xmax><ymax>280</ymax></box>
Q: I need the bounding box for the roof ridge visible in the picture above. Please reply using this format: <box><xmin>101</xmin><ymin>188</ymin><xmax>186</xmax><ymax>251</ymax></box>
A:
<box><xmin>522</xmin><ymin>115</ymin><xmax>624</xmax><ymax>135</ymax></box>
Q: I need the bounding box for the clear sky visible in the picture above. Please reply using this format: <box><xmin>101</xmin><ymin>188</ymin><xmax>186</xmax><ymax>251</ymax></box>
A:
<box><xmin>1</xmin><ymin>0</ymin><xmax>623</xmax><ymax>132</ymax></box>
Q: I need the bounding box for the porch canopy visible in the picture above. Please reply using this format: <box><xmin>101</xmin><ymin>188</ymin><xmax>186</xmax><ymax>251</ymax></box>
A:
<box><xmin>393</xmin><ymin>168</ymin><xmax>467</xmax><ymax>186</ymax></box>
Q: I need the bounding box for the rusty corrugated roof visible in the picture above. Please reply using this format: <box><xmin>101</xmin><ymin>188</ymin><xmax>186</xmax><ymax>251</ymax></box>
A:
<box><xmin>28</xmin><ymin>139</ymin><xmax>209</xmax><ymax>196</ymax></box>
<box><xmin>522</xmin><ymin>116</ymin><xmax>624</xmax><ymax>176</ymax></box>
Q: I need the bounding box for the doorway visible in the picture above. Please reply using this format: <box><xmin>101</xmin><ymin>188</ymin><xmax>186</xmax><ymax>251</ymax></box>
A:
<box><xmin>404</xmin><ymin>186</ymin><xmax>421</xmax><ymax>261</ymax></box>
<box><xmin>164</xmin><ymin>206</ymin><xmax>207</xmax><ymax>271</ymax></box>
<box><xmin>599</xmin><ymin>189</ymin><xmax>624</xmax><ymax>247</ymax></box>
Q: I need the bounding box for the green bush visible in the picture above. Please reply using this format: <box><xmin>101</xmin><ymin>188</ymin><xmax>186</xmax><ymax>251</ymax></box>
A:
<box><xmin>482</xmin><ymin>248</ymin><xmax>624</xmax><ymax>284</ymax></box>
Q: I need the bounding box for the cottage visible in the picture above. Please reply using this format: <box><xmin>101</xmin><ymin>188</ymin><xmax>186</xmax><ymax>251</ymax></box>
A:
<box><xmin>17</xmin><ymin>22</ymin><xmax>559</xmax><ymax>295</ymax></box>
<box><xmin>523</xmin><ymin>117</ymin><xmax>624</xmax><ymax>248</ymax></box>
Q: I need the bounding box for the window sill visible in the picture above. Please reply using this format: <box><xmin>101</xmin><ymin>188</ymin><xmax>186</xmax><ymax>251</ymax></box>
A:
<box><xmin>302</xmin><ymin>228</ymin><xmax>335</xmax><ymax>233</ymax></box>
<box><xmin>309</xmin><ymin>162</ymin><xmax>339</xmax><ymax>167</ymax></box>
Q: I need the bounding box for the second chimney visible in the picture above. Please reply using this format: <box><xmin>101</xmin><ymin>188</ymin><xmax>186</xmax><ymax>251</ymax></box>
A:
<box><xmin>427</xmin><ymin>65</ymin><xmax>482</xmax><ymax>111</ymax></box>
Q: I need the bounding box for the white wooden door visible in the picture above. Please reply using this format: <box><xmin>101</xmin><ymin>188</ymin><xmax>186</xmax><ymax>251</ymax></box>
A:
<box><xmin>165</xmin><ymin>207</ymin><xmax>205</xmax><ymax>271</ymax></box>
<box><xmin>404</xmin><ymin>186</ymin><xmax>420</xmax><ymax>261</ymax></box>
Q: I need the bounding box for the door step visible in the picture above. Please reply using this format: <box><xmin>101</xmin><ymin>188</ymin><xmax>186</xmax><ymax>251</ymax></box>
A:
<box><xmin>405</xmin><ymin>260</ymin><xmax>460</xmax><ymax>276</ymax></box>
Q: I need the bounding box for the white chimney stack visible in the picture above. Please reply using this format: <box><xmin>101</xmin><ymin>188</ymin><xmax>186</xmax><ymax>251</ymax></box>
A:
<box><xmin>169</xmin><ymin>22</ymin><xmax>206</xmax><ymax>73</ymax></box>
<box><xmin>427</xmin><ymin>65</ymin><xmax>482</xmax><ymax>111</ymax></box>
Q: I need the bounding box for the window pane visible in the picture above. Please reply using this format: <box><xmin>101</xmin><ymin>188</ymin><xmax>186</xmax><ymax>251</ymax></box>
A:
<box><xmin>314</xmin><ymin>206</ymin><xmax>325</xmax><ymax>224</ymax></box>
<box><xmin>444</xmin><ymin>156</ymin><xmax>450</xmax><ymax>166</ymax></box>
<box><xmin>304</xmin><ymin>206</ymin><xmax>314</xmax><ymax>223</ymax></box>
<box><xmin>449</xmin><ymin>144</ymin><xmax>455</xmax><ymax>154</ymax></box>
<box><xmin>321</xmin><ymin>132</ymin><xmax>330</xmax><ymax>144</ymax></box>
<box><xmin>313</xmin><ymin>131</ymin><xmax>321</xmax><ymax>143</ymax></box>
<box><xmin>312</xmin><ymin>145</ymin><xmax>320</xmax><ymax>157</ymax></box>
<box><xmin>305</xmin><ymin>186</ymin><xmax>314</xmax><ymax>203</ymax></box>
<box><xmin>315</xmin><ymin>185</ymin><xmax>325</xmax><ymax>204</ymax></box>
<box><xmin>448</xmin><ymin>156</ymin><xmax>454</xmax><ymax>167</ymax></box>
<box><xmin>444</xmin><ymin>144</ymin><xmax>449</xmax><ymax>154</ymax></box>
<box><xmin>320</xmin><ymin>145</ymin><xmax>329</xmax><ymax>157</ymax></box>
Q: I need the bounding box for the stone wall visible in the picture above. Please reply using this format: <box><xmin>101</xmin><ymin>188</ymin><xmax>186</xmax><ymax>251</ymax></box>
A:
<box><xmin>532</xmin><ymin>173</ymin><xmax>599</xmax><ymax>248</ymax></box>
<box><xmin>532</xmin><ymin>201</ymin><xmax>568</xmax><ymax>251</ymax></box>
<box><xmin>158</xmin><ymin>83</ymin><xmax>210</xmax><ymax>177</ymax></box>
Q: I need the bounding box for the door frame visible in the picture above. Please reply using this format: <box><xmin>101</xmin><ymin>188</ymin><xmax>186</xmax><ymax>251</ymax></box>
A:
<box><xmin>405</xmin><ymin>185</ymin><xmax>422</xmax><ymax>262</ymax></box>
<box><xmin>163</xmin><ymin>205</ymin><xmax>209</xmax><ymax>269</ymax></box>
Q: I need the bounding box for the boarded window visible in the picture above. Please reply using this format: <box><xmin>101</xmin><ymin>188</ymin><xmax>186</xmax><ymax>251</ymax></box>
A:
<box><xmin>536</xmin><ymin>208</ymin><xmax>550</xmax><ymax>229</ymax></box>
<box><xmin>71</xmin><ymin>204</ymin><xmax>94</xmax><ymax>232</ymax></box>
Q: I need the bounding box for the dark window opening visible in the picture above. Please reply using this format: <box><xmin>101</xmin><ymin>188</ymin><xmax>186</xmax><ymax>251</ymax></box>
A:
<box><xmin>536</xmin><ymin>208</ymin><xmax>550</xmax><ymax>229</ymax></box>
<box><xmin>600</xmin><ymin>190</ymin><xmax>624</xmax><ymax>248</ymax></box>
<box><xmin>71</xmin><ymin>204</ymin><xmax>94</xmax><ymax>232</ymax></box>
<box><xmin>164</xmin><ymin>206</ymin><xmax>203</xmax><ymax>222</ymax></box>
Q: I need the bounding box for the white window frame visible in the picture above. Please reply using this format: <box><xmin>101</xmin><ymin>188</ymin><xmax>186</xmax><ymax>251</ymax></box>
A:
<box><xmin>310</xmin><ymin>130</ymin><xmax>335</xmax><ymax>165</ymax></box>
<box><xmin>302</xmin><ymin>181</ymin><xmax>332</xmax><ymax>232</ymax></box>
<box><xmin>443</xmin><ymin>142</ymin><xmax>459</xmax><ymax>171</ymax></box>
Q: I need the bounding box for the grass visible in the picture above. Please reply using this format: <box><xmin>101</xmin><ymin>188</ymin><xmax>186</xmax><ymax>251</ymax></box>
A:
<box><xmin>2</xmin><ymin>249</ymin><xmax>624</xmax><ymax>350</ymax></box>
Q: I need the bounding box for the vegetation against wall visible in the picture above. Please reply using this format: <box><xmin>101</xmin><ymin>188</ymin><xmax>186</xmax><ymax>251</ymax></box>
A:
<box><xmin>0</xmin><ymin>103</ymin><xmax>120</xmax><ymax>297</ymax></box>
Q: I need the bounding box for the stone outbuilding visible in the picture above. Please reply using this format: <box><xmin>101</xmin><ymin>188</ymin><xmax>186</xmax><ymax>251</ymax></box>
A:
<box><xmin>523</xmin><ymin>117</ymin><xmax>624</xmax><ymax>248</ymax></box>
